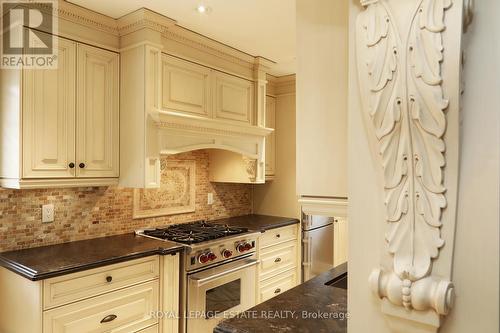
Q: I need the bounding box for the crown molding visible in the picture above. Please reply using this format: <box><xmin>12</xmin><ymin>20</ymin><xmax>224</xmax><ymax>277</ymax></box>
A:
<box><xmin>47</xmin><ymin>3</ymin><xmax>273</xmax><ymax>75</ymax></box>
<box><xmin>117</xmin><ymin>8</ymin><xmax>176</xmax><ymax>36</ymax></box>
<box><xmin>58</xmin><ymin>0</ymin><xmax>119</xmax><ymax>35</ymax></box>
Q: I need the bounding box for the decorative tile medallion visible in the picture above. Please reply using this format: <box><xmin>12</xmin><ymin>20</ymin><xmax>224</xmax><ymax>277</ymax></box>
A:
<box><xmin>133</xmin><ymin>160</ymin><xmax>196</xmax><ymax>218</ymax></box>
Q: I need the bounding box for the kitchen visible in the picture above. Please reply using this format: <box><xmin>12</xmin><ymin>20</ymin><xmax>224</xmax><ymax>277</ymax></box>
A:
<box><xmin>0</xmin><ymin>1</ymin><xmax>498</xmax><ymax>333</ymax></box>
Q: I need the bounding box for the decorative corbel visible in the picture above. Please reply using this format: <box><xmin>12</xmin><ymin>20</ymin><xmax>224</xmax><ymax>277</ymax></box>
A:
<box><xmin>355</xmin><ymin>0</ymin><xmax>472</xmax><ymax>332</ymax></box>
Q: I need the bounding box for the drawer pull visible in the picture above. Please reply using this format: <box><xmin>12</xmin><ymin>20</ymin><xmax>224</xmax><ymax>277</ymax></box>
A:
<box><xmin>100</xmin><ymin>314</ymin><xmax>117</xmax><ymax>323</ymax></box>
<box><xmin>276</xmin><ymin>234</ymin><xmax>281</xmax><ymax>238</ymax></box>
<box><xmin>274</xmin><ymin>288</ymin><xmax>281</xmax><ymax>294</ymax></box>
<box><xmin>274</xmin><ymin>257</ymin><xmax>282</xmax><ymax>263</ymax></box>
<box><xmin>105</xmin><ymin>276</ymin><xmax>113</xmax><ymax>283</ymax></box>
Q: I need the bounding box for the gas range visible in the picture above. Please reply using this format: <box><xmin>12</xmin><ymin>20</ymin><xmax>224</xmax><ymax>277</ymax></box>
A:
<box><xmin>136</xmin><ymin>220</ymin><xmax>260</xmax><ymax>333</ymax></box>
<box><xmin>136</xmin><ymin>220</ymin><xmax>259</xmax><ymax>272</ymax></box>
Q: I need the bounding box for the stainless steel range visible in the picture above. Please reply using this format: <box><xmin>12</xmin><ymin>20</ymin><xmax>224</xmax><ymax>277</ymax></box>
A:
<box><xmin>137</xmin><ymin>221</ymin><xmax>259</xmax><ymax>333</ymax></box>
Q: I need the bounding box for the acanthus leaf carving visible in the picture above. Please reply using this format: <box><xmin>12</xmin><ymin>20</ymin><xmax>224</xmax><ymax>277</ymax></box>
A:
<box><xmin>357</xmin><ymin>0</ymin><xmax>451</xmax><ymax>288</ymax></box>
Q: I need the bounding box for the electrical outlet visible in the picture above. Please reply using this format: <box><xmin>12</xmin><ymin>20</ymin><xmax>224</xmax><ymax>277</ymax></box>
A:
<box><xmin>42</xmin><ymin>204</ymin><xmax>54</xmax><ymax>223</ymax></box>
<box><xmin>207</xmin><ymin>193</ymin><xmax>214</xmax><ymax>205</ymax></box>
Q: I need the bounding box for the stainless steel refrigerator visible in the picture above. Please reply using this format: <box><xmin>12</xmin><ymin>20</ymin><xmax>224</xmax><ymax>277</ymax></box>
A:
<box><xmin>302</xmin><ymin>214</ymin><xmax>335</xmax><ymax>282</ymax></box>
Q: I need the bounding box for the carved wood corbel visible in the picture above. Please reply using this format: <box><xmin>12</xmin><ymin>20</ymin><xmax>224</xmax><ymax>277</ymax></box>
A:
<box><xmin>355</xmin><ymin>0</ymin><xmax>472</xmax><ymax>331</ymax></box>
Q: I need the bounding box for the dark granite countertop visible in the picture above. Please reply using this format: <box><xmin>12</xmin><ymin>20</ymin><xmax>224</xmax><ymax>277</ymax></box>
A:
<box><xmin>0</xmin><ymin>234</ymin><xmax>184</xmax><ymax>281</ymax></box>
<box><xmin>213</xmin><ymin>214</ymin><xmax>300</xmax><ymax>232</ymax></box>
<box><xmin>215</xmin><ymin>263</ymin><xmax>348</xmax><ymax>333</ymax></box>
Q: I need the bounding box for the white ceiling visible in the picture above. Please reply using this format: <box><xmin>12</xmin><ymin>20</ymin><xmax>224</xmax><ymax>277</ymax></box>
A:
<box><xmin>68</xmin><ymin>0</ymin><xmax>296</xmax><ymax>76</ymax></box>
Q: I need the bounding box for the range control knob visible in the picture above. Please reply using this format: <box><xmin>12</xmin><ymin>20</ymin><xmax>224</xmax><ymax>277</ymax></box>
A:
<box><xmin>221</xmin><ymin>249</ymin><xmax>233</xmax><ymax>258</ymax></box>
<box><xmin>237</xmin><ymin>242</ymin><xmax>253</xmax><ymax>253</ymax></box>
<box><xmin>198</xmin><ymin>253</ymin><xmax>209</xmax><ymax>264</ymax></box>
<box><xmin>207</xmin><ymin>252</ymin><xmax>217</xmax><ymax>261</ymax></box>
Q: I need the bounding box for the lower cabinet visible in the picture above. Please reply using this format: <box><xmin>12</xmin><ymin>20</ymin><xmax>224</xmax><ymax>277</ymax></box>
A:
<box><xmin>43</xmin><ymin>281</ymin><xmax>159</xmax><ymax>333</ymax></box>
<box><xmin>333</xmin><ymin>217</ymin><xmax>348</xmax><ymax>267</ymax></box>
<box><xmin>256</xmin><ymin>224</ymin><xmax>301</xmax><ymax>303</ymax></box>
<box><xmin>0</xmin><ymin>254</ymin><xmax>180</xmax><ymax>333</ymax></box>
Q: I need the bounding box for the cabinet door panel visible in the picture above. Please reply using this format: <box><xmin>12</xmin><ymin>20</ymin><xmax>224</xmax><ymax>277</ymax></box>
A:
<box><xmin>333</xmin><ymin>218</ymin><xmax>348</xmax><ymax>267</ymax></box>
<box><xmin>161</xmin><ymin>55</ymin><xmax>211</xmax><ymax>117</ymax></box>
<box><xmin>265</xmin><ymin>96</ymin><xmax>276</xmax><ymax>176</ymax></box>
<box><xmin>77</xmin><ymin>45</ymin><xmax>119</xmax><ymax>178</ymax></box>
<box><xmin>22</xmin><ymin>38</ymin><xmax>76</xmax><ymax>178</ymax></box>
<box><xmin>214</xmin><ymin>72</ymin><xmax>254</xmax><ymax>124</ymax></box>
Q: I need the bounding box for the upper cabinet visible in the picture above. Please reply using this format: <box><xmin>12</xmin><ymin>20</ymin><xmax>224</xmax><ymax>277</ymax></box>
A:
<box><xmin>22</xmin><ymin>38</ymin><xmax>77</xmax><ymax>179</ymax></box>
<box><xmin>76</xmin><ymin>45</ymin><xmax>120</xmax><ymax>178</ymax></box>
<box><xmin>160</xmin><ymin>55</ymin><xmax>255</xmax><ymax>125</ymax></box>
<box><xmin>161</xmin><ymin>55</ymin><xmax>212</xmax><ymax>118</ymax></box>
<box><xmin>265</xmin><ymin>96</ymin><xmax>276</xmax><ymax>178</ymax></box>
<box><xmin>213</xmin><ymin>71</ymin><xmax>254</xmax><ymax>125</ymax></box>
<box><xmin>0</xmin><ymin>36</ymin><xmax>120</xmax><ymax>189</ymax></box>
<box><xmin>296</xmin><ymin>0</ymin><xmax>348</xmax><ymax>198</ymax></box>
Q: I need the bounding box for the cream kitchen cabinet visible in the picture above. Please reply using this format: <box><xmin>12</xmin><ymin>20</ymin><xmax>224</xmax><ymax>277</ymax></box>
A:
<box><xmin>265</xmin><ymin>95</ymin><xmax>276</xmax><ymax>179</ymax></box>
<box><xmin>76</xmin><ymin>44</ymin><xmax>120</xmax><ymax>179</ymax></box>
<box><xmin>160</xmin><ymin>54</ymin><xmax>255</xmax><ymax>125</ymax></box>
<box><xmin>21</xmin><ymin>38</ymin><xmax>77</xmax><ymax>180</ymax></box>
<box><xmin>0</xmin><ymin>36</ymin><xmax>119</xmax><ymax>189</ymax></box>
<box><xmin>0</xmin><ymin>254</ymin><xmax>180</xmax><ymax>333</ymax></box>
<box><xmin>256</xmin><ymin>224</ymin><xmax>301</xmax><ymax>303</ymax></box>
<box><xmin>213</xmin><ymin>71</ymin><xmax>254</xmax><ymax>124</ymax></box>
<box><xmin>161</xmin><ymin>55</ymin><xmax>212</xmax><ymax>118</ymax></box>
<box><xmin>333</xmin><ymin>217</ymin><xmax>348</xmax><ymax>267</ymax></box>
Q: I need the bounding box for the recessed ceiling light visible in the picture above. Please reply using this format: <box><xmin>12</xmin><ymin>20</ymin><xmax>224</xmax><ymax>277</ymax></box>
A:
<box><xmin>196</xmin><ymin>5</ymin><xmax>211</xmax><ymax>14</ymax></box>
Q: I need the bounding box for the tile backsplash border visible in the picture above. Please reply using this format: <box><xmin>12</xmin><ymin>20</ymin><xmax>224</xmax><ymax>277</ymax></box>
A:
<box><xmin>0</xmin><ymin>150</ymin><xmax>252</xmax><ymax>252</ymax></box>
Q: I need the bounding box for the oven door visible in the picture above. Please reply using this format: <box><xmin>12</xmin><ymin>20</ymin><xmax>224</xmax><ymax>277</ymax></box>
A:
<box><xmin>186</xmin><ymin>257</ymin><xmax>258</xmax><ymax>333</ymax></box>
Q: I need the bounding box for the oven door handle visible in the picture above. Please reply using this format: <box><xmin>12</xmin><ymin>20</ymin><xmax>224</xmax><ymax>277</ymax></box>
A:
<box><xmin>189</xmin><ymin>259</ymin><xmax>259</xmax><ymax>286</ymax></box>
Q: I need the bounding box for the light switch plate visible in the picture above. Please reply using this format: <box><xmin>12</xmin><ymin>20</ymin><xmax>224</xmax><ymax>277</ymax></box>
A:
<box><xmin>207</xmin><ymin>193</ymin><xmax>214</xmax><ymax>205</ymax></box>
<box><xmin>42</xmin><ymin>204</ymin><xmax>54</xmax><ymax>223</ymax></box>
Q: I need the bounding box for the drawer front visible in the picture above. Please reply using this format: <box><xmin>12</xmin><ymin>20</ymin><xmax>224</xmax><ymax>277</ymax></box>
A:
<box><xmin>259</xmin><ymin>225</ymin><xmax>298</xmax><ymax>249</ymax></box>
<box><xmin>43</xmin><ymin>281</ymin><xmax>159</xmax><ymax>333</ymax></box>
<box><xmin>137</xmin><ymin>325</ymin><xmax>158</xmax><ymax>333</ymax></box>
<box><xmin>259</xmin><ymin>241</ymin><xmax>297</xmax><ymax>281</ymax></box>
<box><xmin>44</xmin><ymin>256</ymin><xmax>159</xmax><ymax>309</ymax></box>
<box><xmin>260</xmin><ymin>270</ymin><xmax>297</xmax><ymax>302</ymax></box>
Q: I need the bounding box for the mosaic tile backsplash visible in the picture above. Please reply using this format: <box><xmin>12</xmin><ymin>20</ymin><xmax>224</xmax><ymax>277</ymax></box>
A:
<box><xmin>0</xmin><ymin>150</ymin><xmax>252</xmax><ymax>252</ymax></box>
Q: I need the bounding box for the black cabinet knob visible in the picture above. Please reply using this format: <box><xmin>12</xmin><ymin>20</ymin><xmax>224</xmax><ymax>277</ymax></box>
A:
<box><xmin>68</xmin><ymin>163</ymin><xmax>75</xmax><ymax>169</ymax></box>
<box><xmin>79</xmin><ymin>163</ymin><xmax>85</xmax><ymax>168</ymax></box>
<box><xmin>106</xmin><ymin>276</ymin><xmax>112</xmax><ymax>283</ymax></box>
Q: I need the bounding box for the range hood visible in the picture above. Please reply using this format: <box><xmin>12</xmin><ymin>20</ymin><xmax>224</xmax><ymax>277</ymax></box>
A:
<box><xmin>118</xmin><ymin>24</ymin><xmax>273</xmax><ymax>188</ymax></box>
<box><xmin>154</xmin><ymin>109</ymin><xmax>273</xmax><ymax>184</ymax></box>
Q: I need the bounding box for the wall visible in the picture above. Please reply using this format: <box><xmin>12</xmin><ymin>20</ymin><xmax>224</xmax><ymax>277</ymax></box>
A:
<box><xmin>348</xmin><ymin>0</ymin><xmax>499</xmax><ymax>332</ymax></box>
<box><xmin>296</xmin><ymin>0</ymin><xmax>348</xmax><ymax>198</ymax></box>
<box><xmin>253</xmin><ymin>90</ymin><xmax>300</xmax><ymax>218</ymax></box>
<box><xmin>0</xmin><ymin>150</ymin><xmax>252</xmax><ymax>252</ymax></box>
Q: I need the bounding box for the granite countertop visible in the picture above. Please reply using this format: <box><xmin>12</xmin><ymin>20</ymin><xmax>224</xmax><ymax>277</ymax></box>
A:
<box><xmin>0</xmin><ymin>214</ymin><xmax>297</xmax><ymax>281</ymax></box>
<box><xmin>213</xmin><ymin>214</ymin><xmax>300</xmax><ymax>232</ymax></box>
<box><xmin>0</xmin><ymin>234</ymin><xmax>183</xmax><ymax>281</ymax></box>
<box><xmin>215</xmin><ymin>263</ymin><xmax>348</xmax><ymax>333</ymax></box>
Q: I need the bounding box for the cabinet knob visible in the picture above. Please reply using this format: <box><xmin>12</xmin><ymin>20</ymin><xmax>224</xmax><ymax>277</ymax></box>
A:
<box><xmin>79</xmin><ymin>163</ymin><xmax>85</xmax><ymax>168</ymax></box>
<box><xmin>275</xmin><ymin>257</ymin><xmax>282</xmax><ymax>263</ymax></box>
<box><xmin>68</xmin><ymin>163</ymin><xmax>75</xmax><ymax>169</ymax></box>
<box><xmin>106</xmin><ymin>276</ymin><xmax>112</xmax><ymax>283</ymax></box>
<box><xmin>100</xmin><ymin>314</ymin><xmax>117</xmax><ymax>323</ymax></box>
<box><xmin>274</xmin><ymin>288</ymin><xmax>281</xmax><ymax>294</ymax></box>
<box><xmin>276</xmin><ymin>234</ymin><xmax>281</xmax><ymax>238</ymax></box>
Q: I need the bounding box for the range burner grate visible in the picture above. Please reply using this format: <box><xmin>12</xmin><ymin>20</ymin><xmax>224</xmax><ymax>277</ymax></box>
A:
<box><xmin>143</xmin><ymin>220</ymin><xmax>248</xmax><ymax>244</ymax></box>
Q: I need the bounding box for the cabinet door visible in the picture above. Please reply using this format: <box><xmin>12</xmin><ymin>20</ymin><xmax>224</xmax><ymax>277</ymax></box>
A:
<box><xmin>161</xmin><ymin>55</ymin><xmax>211</xmax><ymax>117</ymax></box>
<box><xmin>76</xmin><ymin>44</ymin><xmax>119</xmax><ymax>178</ymax></box>
<box><xmin>333</xmin><ymin>218</ymin><xmax>348</xmax><ymax>267</ymax></box>
<box><xmin>22</xmin><ymin>38</ymin><xmax>76</xmax><ymax>178</ymax></box>
<box><xmin>265</xmin><ymin>96</ymin><xmax>276</xmax><ymax>177</ymax></box>
<box><xmin>213</xmin><ymin>71</ymin><xmax>254</xmax><ymax>124</ymax></box>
